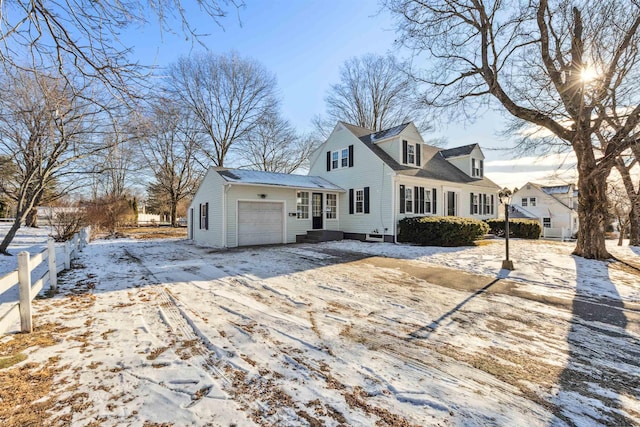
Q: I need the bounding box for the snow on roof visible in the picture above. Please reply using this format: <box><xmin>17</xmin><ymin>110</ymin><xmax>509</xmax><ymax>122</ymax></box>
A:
<box><xmin>440</xmin><ymin>143</ymin><xmax>478</xmax><ymax>158</ymax></box>
<box><xmin>217</xmin><ymin>169</ymin><xmax>344</xmax><ymax>191</ymax></box>
<box><xmin>541</xmin><ymin>185</ymin><xmax>573</xmax><ymax>195</ymax></box>
<box><xmin>368</xmin><ymin>122</ymin><xmax>411</xmax><ymax>143</ymax></box>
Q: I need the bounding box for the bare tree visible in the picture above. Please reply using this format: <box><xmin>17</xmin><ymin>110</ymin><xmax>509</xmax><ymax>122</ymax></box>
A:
<box><xmin>608</xmin><ymin>181</ymin><xmax>632</xmax><ymax>246</ymax></box>
<box><xmin>314</xmin><ymin>54</ymin><xmax>426</xmax><ymax>137</ymax></box>
<box><xmin>167</xmin><ymin>51</ymin><xmax>279</xmax><ymax>167</ymax></box>
<box><xmin>0</xmin><ymin>69</ymin><xmax>105</xmax><ymax>254</ymax></box>
<box><xmin>0</xmin><ymin>0</ymin><xmax>241</xmax><ymax>98</ymax></box>
<box><xmin>243</xmin><ymin>112</ymin><xmax>318</xmax><ymax>173</ymax></box>
<box><xmin>143</xmin><ymin>97</ymin><xmax>204</xmax><ymax>227</ymax></box>
<box><xmin>386</xmin><ymin>0</ymin><xmax>640</xmax><ymax>259</ymax></box>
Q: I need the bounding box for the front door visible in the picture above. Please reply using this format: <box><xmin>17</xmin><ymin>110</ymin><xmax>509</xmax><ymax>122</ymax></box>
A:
<box><xmin>312</xmin><ymin>193</ymin><xmax>323</xmax><ymax>229</ymax></box>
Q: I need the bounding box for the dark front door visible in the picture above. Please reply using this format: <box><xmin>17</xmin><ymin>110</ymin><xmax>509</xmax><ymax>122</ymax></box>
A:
<box><xmin>312</xmin><ymin>193</ymin><xmax>323</xmax><ymax>229</ymax></box>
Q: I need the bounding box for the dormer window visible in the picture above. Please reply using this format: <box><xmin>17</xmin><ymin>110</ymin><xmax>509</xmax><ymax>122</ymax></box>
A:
<box><xmin>402</xmin><ymin>140</ymin><xmax>421</xmax><ymax>167</ymax></box>
<box><xmin>472</xmin><ymin>158</ymin><xmax>484</xmax><ymax>177</ymax></box>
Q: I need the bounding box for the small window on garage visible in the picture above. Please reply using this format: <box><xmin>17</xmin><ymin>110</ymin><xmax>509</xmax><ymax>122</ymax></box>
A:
<box><xmin>543</xmin><ymin>217</ymin><xmax>551</xmax><ymax>228</ymax></box>
<box><xmin>297</xmin><ymin>191</ymin><xmax>309</xmax><ymax>219</ymax></box>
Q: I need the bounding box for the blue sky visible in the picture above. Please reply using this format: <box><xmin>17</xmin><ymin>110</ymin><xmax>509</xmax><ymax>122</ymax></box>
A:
<box><xmin>121</xmin><ymin>0</ymin><xmax>576</xmax><ymax>189</ymax></box>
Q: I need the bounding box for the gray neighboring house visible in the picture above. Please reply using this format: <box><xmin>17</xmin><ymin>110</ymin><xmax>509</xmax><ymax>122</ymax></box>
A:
<box><xmin>188</xmin><ymin>121</ymin><xmax>501</xmax><ymax>247</ymax></box>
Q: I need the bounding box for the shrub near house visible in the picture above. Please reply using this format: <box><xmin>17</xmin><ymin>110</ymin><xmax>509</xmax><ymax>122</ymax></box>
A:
<box><xmin>486</xmin><ymin>218</ymin><xmax>542</xmax><ymax>239</ymax></box>
<box><xmin>399</xmin><ymin>216</ymin><xmax>489</xmax><ymax>246</ymax></box>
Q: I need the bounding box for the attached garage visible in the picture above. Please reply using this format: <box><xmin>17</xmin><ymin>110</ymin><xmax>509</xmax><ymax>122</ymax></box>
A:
<box><xmin>237</xmin><ymin>201</ymin><xmax>284</xmax><ymax>246</ymax></box>
<box><xmin>188</xmin><ymin>167</ymin><xmax>343</xmax><ymax>248</ymax></box>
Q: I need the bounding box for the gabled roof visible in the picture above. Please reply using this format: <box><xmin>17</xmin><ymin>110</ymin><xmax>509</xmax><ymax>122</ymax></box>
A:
<box><xmin>440</xmin><ymin>143</ymin><xmax>479</xmax><ymax>158</ymax></box>
<box><xmin>217</xmin><ymin>169</ymin><xmax>344</xmax><ymax>191</ymax></box>
<box><xmin>519</xmin><ymin>182</ymin><xmax>576</xmax><ymax>210</ymax></box>
<box><xmin>341</xmin><ymin>122</ymin><xmax>500</xmax><ymax>190</ymax></box>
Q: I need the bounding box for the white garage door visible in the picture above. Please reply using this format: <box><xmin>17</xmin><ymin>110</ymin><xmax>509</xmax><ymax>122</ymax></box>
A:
<box><xmin>237</xmin><ymin>201</ymin><xmax>284</xmax><ymax>246</ymax></box>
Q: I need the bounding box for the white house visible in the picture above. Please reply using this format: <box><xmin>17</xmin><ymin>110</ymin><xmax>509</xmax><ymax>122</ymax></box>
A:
<box><xmin>188</xmin><ymin>121</ymin><xmax>501</xmax><ymax>247</ymax></box>
<box><xmin>510</xmin><ymin>182</ymin><xmax>579</xmax><ymax>239</ymax></box>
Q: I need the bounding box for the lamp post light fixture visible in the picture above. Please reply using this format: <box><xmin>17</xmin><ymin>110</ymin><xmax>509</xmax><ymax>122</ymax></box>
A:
<box><xmin>501</xmin><ymin>194</ymin><xmax>515</xmax><ymax>271</ymax></box>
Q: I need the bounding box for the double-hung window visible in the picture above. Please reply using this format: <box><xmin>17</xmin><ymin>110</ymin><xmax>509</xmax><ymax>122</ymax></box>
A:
<box><xmin>326</xmin><ymin>194</ymin><xmax>337</xmax><ymax>219</ymax></box>
<box><xmin>405</xmin><ymin>187</ymin><xmax>413</xmax><ymax>213</ymax></box>
<box><xmin>331</xmin><ymin>151</ymin><xmax>339</xmax><ymax>170</ymax></box>
<box><xmin>341</xmin><ymin>148</ymin><xmax>349</xmax><ymax>167</ymax></box>
<box><xmin>407</xmin><ymin>144</ymin><xmax>415</xmax><ymax>164</ymax></box>
<box><xmin>355</xmin><ymin>189</ymin><xmax>364</xmax><ymax>214</ymax></box>
<box><xmin>521</xmin><ymin>197</ymin><xmax>528</xmax><ymax>207</ymax></box>
<box><xmin>530</xmin><ymin>197</ymin><xmax>537</xmax><ymax>207</ymax></box>
<box><xmin>425</xmin><ymin>189</ymin><xmax>432</xmax><ymax>213</ymax></box>
<box><xmin>543</xmin><ymin>218</ymin><xmax>551</xmax><ymax>228</ymax></box>
<box><xmin>297</xmin><ymin>191</ymin><xmax>309</xmax><ymax>219</ymax></box>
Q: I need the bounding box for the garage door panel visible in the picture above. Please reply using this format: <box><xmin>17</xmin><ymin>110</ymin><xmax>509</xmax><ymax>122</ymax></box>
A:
<box><xmin>238</xmin><ymin>202</ymin><xmax>283</xmax><ymax>246</ymax></box>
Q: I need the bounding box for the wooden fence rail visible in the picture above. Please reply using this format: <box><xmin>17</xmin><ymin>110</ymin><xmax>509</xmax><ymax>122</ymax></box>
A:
<box><xmin>0</xmin><ymin>227</ymin><xmax>91</xmax><ymax>334</ymax></box>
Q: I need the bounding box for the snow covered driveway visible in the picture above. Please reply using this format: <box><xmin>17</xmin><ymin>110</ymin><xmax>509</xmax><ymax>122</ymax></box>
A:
<box><xmin>3</xmin><ymin>237</ymin><xmax>639</xmax><ymax>426</ymax></box>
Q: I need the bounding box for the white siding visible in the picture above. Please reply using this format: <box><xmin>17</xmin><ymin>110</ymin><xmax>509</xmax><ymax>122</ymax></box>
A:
<box><xmin>310</xmin><ymin>124</ymin><xmax>395</xmax><ymax>236</ymax></box>
<box><xmin>512</xmin><ymin>184</ymin><xmax>576</xmax><ymax>233</ymax></box>
<box><xmin>188</xmin><ymin>168</ymin><xmax>225</xmax><ymax>247</ymax></box>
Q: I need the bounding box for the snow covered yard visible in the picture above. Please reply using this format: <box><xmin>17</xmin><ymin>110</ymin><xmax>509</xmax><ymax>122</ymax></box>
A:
<box><xmin>0</xmin><ymin>235</ymin><xmax>639</xmax><ymax>426</ymax></box>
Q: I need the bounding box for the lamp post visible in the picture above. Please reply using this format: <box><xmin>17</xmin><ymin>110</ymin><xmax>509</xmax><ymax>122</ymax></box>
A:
<box><xmin>501</xmin><ymin>195</ymin><xmax>514</xmax><ymax>270</ymax></box>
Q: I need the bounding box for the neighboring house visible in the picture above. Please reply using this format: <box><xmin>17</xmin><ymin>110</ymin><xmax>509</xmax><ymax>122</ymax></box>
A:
<box><xmin>511</xmin><ymin>182</ymin><xmax>579</xmax><ymax>239</ymax></box>
<box><xmin>188</xmin><ymin>121</ymin><xmax>501</xmax><ymax>247</ymax></box>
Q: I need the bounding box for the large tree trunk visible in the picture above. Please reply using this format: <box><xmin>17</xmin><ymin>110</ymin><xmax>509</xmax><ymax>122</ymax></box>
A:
<box><xmin>573</xmin><ymin>151</ymin><xmax>611</xmax><ymax>259</ymax></box>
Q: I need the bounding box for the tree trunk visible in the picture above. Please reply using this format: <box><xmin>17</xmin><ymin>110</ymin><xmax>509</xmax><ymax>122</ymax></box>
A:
<box><xmin>25</xmin><ymin>206</ymin><xmax>38</xmax><ymax>228</ymax></box>
<box><xmin>0</xmin><ymin>217</ymin><xmax>22</xmax><ymax>255</ymax></box>
<box><xmin>170</xmin><ymin>201</ymin><xmax>177</xmax><ymax>227</ymax></box>
<box><xmin>573</xmin><ymin>153</ymin><xmax>611</xmax><ymax>259</ymax></box>
<box><xmin>629</xmin><ymin>204</ymin><xmax>640</xmax><ymax>246</ymax></box>
<box><xmin>617</xmin><ymin>220</ymin><xmax>625</xmax><ymax>246</ymax></box>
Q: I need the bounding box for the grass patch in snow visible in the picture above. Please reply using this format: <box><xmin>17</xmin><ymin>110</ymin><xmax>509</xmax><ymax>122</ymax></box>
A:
<box><xmin>0</xmin><ymin>353</ymin><xmax>27</xmax><ymax>369</ymax></box>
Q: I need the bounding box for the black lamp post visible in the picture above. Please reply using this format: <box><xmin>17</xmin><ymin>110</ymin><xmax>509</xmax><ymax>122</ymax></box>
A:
<box><xmin>501</xmin><ymin>195</ymin><xmax>514</xmax><ymax>270</ymax></box>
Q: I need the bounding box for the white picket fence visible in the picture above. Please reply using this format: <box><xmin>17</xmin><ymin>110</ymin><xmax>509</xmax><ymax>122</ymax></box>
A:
<box><xmin>0</xmin><ymin>227</ymin><xmax>91</xmax><ymax>334</ymax></box>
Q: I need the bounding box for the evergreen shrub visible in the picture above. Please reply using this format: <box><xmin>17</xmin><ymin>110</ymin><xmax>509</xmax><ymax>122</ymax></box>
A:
<box><xmin>485</xmin><ymin>218</ymin><xmax>541</xmax><ymax>239</ymax></box>
<box><xmin>398</xmin><ymin>216</ymin><xmax>489</xmax><ymax>246</ymax></box>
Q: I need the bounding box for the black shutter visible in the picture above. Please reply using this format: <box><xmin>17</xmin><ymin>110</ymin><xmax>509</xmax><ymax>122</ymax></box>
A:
<box><xmin>419</xmin><ymin>187</ymin><xmax>425</xmax><ymax>214</ymax></box>
<box><xmin>199</xmin><ymin>204</ymin><xmax>202</xmax><ymax>229</ymax></box>
<box><xmin>432</xmin><ymin>188</ymin><xmax>437</xmax><ymax>214</ymax></box>
<box><xmin>349</xmin><ymin>189</ymin><xmax>354</xmax><ymax>214</ymax></box>
<box><xmin>399</xmin><ymin>185</ymin><xmax>405</xmax><ymax>213</ymax></box>
<box><xmin>491</xmin><ymin>195</ymin><xmax>495</xmax><ymax>215</ymax></box>
<box><xmin>364</xmin><ymin>187</ymin><xmax>370</xmax><ymax>214</ymax></box>
<box><xmin>348</xmin><ymin>145</ymin><xmax>354</xmax><ymax>167</ymax></box>
<box><xmin>416</xmin><ymin>144</ymin><xmax>421</xmax><ymax>167</ymax></box>
<box><xmin>414</xmin><ymin>187</ymin><xmax>419</xmax><ymax>213</ymax></box>
<box><xmin>402</xmin><ymin>140</ymin><xmax>408</xmax><ymax>164</ymax></box>
<box><xmin>205</xmin><ymin>202</ymin><xmax>209</xmax><ymax>230</ymax></box>
<box><xmin>470</xmin><ymin>193</ymin><xmax>474</xmax><ymax>215</ymax></box>
<box><xmin>326</xmin><ymin>151</ymin><xmax>331</xmax><ymax>171</ymax></box>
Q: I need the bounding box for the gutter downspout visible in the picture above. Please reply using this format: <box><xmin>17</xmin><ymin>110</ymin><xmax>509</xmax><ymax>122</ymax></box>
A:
<box><xmin>391</xmin><ymin>173</ymin><xmax>398</xmax><ymax>244</ymax></box>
